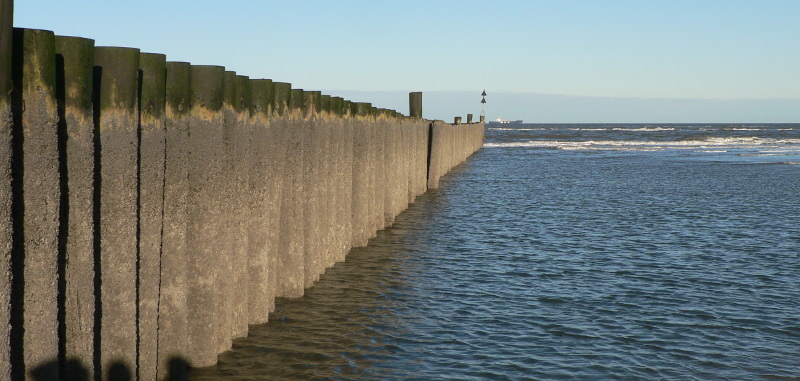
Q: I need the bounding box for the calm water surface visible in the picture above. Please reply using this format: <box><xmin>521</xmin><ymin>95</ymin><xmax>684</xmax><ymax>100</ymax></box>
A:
<box><xmin>191</xmin><ymin>124</ymin><xmax>800</xmax><ymax>380</ymax></box>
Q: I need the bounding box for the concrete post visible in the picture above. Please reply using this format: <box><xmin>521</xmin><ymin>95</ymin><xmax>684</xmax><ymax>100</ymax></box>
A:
<box><xmin>215</xmin><ymin>70</ymin><xmax>236</xmax><ymax>354</ymax></box>
<box><xmin>137</xmin><ymin>52</ymin><xmax>166</xmax><ymax>381</ymax></box>
<box><xmin>350</xmin><ymin>102</ymin><xmax>370</xmax><ymax>247</ymax></box>
<box><xmin>94</xmin><ymin>45</ymin><xmax>141</xmax><ymax>376</ymax></box>
<box><xmin>54</xmin><ymin>34</ymin><xmax>95</xmax><ymax>378</ymax></box>
<box><xmin>158</xmin><ymin>60</ymin><xmax>190</xmax><ymax>381</ymax></box>
<box><xmin>318</xmin><ymin>94</ymin><xmax>336</xmax><ymax>271</ymax></box>
<box><xmin>330</xmin><ymin>97</ymin><xmax>351</xmax><ymax>262</ymax></box>
<box><xmin>275</xmin><ymin>82</ymin><xmax>306</xmax><ymax>297</ymax></box>
<box><xmin>303</xmin><ymin>90</ymin><xmax>322</xmax><ymax>288</ymax></box>
<box><xmin>454</xmin><ymin>116</ymin><xmax>462</xmax><ymax>125</ymax></box>
<box><xmin>0</xmin><ymin>1</ymin><xmax>11</xmax><ymax>376</ymax></box>
<box><xmin>246</xmin><ymin>79</ymin><xmax>275</xmax><ymax>324</ymax></box>
<box><xmin>467</xmin><ymin>114</ymin><xmax>473</xmax><ymax>123</ymax></box>
<box><xmin>339</xmin><ymin>99</ymin><xmax>354</xmax><ymax>261</ymax></box>
<box><xmin>275</xmin><ymin>87</ymin><xmax>305</xmax><ymax>297</ymax></box>
<box><xmin>230</xmin><ymin>74</ymin><xmax>251</xmax><ymax>338</ymax></box>
<box><xmin>365</xmin><ymin>106</ymin><xmax>378</xmax><ymax>237</ymax></box>
<box><xmin>186</xmin><ymin>65</ymin><xmax>225</xmax><ymax>367</ymax></box>
<box><xmin>10</xmin><ymin>28</ymin><xmax>60</xmax><ymax>380</ymax></box>
<box><xmin>409</xmin><ymin>92</ymin><xmax>422</xmax><ymax>118</ymax></box>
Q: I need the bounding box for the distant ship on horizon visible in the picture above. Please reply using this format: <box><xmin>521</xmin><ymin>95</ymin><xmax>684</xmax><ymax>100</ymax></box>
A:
<box><xmin>487</xmin><ymin>118</ymin><xmax>524</xmax><ymax>125</ymax></box>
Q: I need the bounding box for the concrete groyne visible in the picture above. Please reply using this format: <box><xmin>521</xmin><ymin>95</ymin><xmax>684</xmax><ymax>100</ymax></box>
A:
<box><xmin>0</xmin><ymin>8</ymin><xmax>484</xmax><ymax>381</ymax></box>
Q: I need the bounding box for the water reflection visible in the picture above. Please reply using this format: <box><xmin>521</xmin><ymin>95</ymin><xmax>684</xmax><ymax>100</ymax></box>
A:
<box><xmin>190</xmin><ymin>190</ymin><xmax>448</xmax><ymax>380</ymax></box>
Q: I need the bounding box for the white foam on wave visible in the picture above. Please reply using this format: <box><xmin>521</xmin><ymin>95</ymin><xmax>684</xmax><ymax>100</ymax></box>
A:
<box><xmin>483</xmin><ymin>137</ymin><xmax>800</xmax><ymax>152</ymax></box>
<box><xmin>566</xmin><ymin>127</ymin><xmax>676</xmax><ymax>132</ymax></box>
<box><xmin>489</xmin><ymin>128</ymin><xmax>547</xmax><ymax>131</ymax></box>
<box><xmin>611</xmin><ymin>127</ymin><xmax>676</xmax><ymax>132</ymax></box>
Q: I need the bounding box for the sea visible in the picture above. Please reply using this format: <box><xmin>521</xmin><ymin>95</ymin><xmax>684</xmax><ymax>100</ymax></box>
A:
<box><xmin>190</xmin><ymin>124</ymin><xmax>800</xmax><ymax>380</ymax></box>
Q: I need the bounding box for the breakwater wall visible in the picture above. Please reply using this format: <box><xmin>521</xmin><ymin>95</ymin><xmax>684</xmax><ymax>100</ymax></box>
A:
<box><xmin>0</xmin><ymin>14</ymin><xmax>484</xmax><ymax>381</ymax></box>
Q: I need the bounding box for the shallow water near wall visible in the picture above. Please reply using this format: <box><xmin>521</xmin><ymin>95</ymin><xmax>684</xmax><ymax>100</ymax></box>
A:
<box><xmin>190</xmin><ymin>124</ymin><xmax>800</xmax><ymax>380</ymax></box>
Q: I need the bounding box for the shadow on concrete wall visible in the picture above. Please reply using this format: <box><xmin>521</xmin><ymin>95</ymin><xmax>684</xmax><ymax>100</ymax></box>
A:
<box><xmin>27</xmin><ymin>357</ymin><xmax>189</xmax><ymax>381</ymax></box>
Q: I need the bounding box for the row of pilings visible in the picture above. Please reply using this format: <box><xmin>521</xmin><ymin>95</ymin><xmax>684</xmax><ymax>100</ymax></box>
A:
<box><xmin>0</xmin><ymin>22</ymin><xmax>484</xmax><ymax>381</ymax></box>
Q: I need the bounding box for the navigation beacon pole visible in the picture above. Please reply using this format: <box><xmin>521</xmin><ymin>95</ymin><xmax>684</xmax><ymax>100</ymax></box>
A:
<box><xmin>480</xmin><ymin>89</ymin><xmax>487</xmax><ymax>123</ymax></box>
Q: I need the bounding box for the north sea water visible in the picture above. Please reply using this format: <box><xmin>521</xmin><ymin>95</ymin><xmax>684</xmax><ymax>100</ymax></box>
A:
<box><xmin>191</xmin><ymin>124</ymin><xmax>800</xmax><ymax>380</ymax></box>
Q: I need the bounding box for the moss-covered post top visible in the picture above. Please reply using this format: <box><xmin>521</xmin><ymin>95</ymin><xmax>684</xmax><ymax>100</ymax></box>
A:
<box><xmin>189</xmin><ymin>65</ymin><xmax>225</xmax><ymax>111</ymax></box>
<box><xmin>409</xmin><ymin>91</ymin><xmax>422</xmax><ymax>118</ymax></box>
<box><xmin>0</xmin><ymin>0</ymin><xmax>11</xmax><ymax>99</ymax></box>
<box><xmin>271</xmin><ymin>81</ymin><xmax>290</xmax><ymax>116</ymax></box>
<box><xmin>249</xmin><ymin>79</ymin><xmax>272</xmax><ymax>116</ymax></box>
<box><xmin>139</xmin><ymin>53</ymin><xmax>167</xmax><ymax>118</ymax></box>
<box><xmin>319</xmin><ymin>94</ymin><xmax>331</xmax><ymax>115</ymax></box>
<box><xmin>289</xmin><ymin>88</ymin><xmax>304</xmax><ymax>116</ymax></box>
<box><xmin>165</xmin><ymin>61</ymin><xmax>191</xmax><ymax>115</ymax></box>
<box><xmin>54</xmin><ymin>36</ymin><xmax>95</xmax><ymax>113</ymax></box>
<box><xmin>234</xmin><ymin>75</ymin><xmax>251</xmax><ymax>113</ymax></box>
<box><xmin>303</xmin><ymin>90</ymin><xmax>320</xmax><ymax>117</ymax></box>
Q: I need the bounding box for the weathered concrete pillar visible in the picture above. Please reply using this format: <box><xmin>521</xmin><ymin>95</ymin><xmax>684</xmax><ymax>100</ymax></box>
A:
<box><xmin>318</xmin><ymin>94</ymin><xmax>336</xmax><ymax>271</ymax></box>
<box><xmin>157</xmin><ymin>60</ymin><xmax>190</xmax><ymax>381</ymax></box>
<box><xmin>427</xmin><ymin>120</ymin><xmax>444</xmax><ymax>189</ymax></box>
<box><xmin>371</xmin><ymin>108</ymin><xmax>385</xmax><ymax>233</ymax></box>
<box><xmin>274</xmin><ymin>82</ymin><xmax>304</xmax><ymax>298</ymax></box>
<box><xmin>350</xmin><ymin>102</ymin><xmax>370</xmax><ymax>247</ymax></box>
<box><xmin>214</xmin><ymin>70</ymin><xmax>236</xmax><ymax>355</ymax></box>
<box><xmin>383</xmin><ymin>110</ymin><xmax>394</xmax><ymax>225</ymax></box>
<box><xmin>367</xmin><ymin>106</ymin><xmax>377</xmax><ymax>232</ymax></box>
<box><xmin>0</xmin><ymin>1</ymin><xmax>11</xmax><ymax>376</ymax></box>
<box><xmin>186</xmin><ymin>65</ymin><xmax>225</xmax><ymax>367</ymax></box>
<box><xmin>303</xmin><ymin>90</ymin><xmax>322</xmax><ymax>288</ymax></box>
<box><xmin>94</xmin><ymin>45</ymin><xmax>141</xmax><ymax>375</ymax></box>
<box><xmin>230</xmin><ymin>74</ymin><xmax>251</xmax><ymax>338</ymax></box>
<box><xmin>54</xmin><ymin>34</ymin><xmax>95</xmax><ymax>378</ymax></box>
<box><xmin>246</xmin><ymin>78</ymin><xmax>276</xmax><ymax>323</ymax></box>
<box><xmin>275</xmin><ymin>87</ymin><xmax>306</xmax><ymax>297</ymax></box>
<box><xmin>409</xmin><ymin>91</ymin><xmax>422</xmax><ymax>118</ymax></box>
<box><xmin>137</xmin><ymin>52</ymin><xmax>166</xmax><ymax>381</ymax></box>
<box><xmin>332</xmin><ymin>97</ymin><xmax>352</xmax><ymax>263</ymax></box>
<box><xmin>9</xmin><ymin>28</ymin><xmax>60</xmax><ymax>380</ymax></box>
<box><xmin>467</xmin><ymin>114</ymin><xmax>473</xmax><ymax>123</ymax></box>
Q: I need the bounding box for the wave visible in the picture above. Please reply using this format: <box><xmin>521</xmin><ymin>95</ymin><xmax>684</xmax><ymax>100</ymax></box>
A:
<box><xmin>565</xmin><ymin>127</ymin><xmax>676</xmax><ymax>132</ymax></box>
<box><xmin>488</xmin><ymin>128</ymin><xmax>547</xmax><ymax>131</ymax></box>
<box><xmin>483</xmin><ymin>137</ymin><xmax>800</xmax><ymax>152</ymax></box>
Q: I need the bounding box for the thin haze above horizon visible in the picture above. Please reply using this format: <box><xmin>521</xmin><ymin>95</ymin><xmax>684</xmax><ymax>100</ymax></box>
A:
<box><xmin>12</xmin><ymin>0</ymin><xmax>800</xmax><ymax>122</ymax></box>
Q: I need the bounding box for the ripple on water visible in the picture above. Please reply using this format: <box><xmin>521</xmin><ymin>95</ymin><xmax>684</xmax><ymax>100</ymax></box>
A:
<box><xmin>191</xmin><ymin>134</ymin><xmax>800</xmax><ymax>380</ymax></box>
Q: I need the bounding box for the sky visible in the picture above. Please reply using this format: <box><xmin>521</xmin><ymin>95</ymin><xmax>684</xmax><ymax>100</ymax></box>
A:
<box><xmin>13</xmin><ymin>0</ymin><xmax>800</xmax><ymax>122</ymax></box>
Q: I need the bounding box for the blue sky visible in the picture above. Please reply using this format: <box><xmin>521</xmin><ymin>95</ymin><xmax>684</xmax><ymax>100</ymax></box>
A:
<box><xmin>13</xmin><ymin>0</ymin><xmax>800</xmax><ymax>122</ymax></box>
